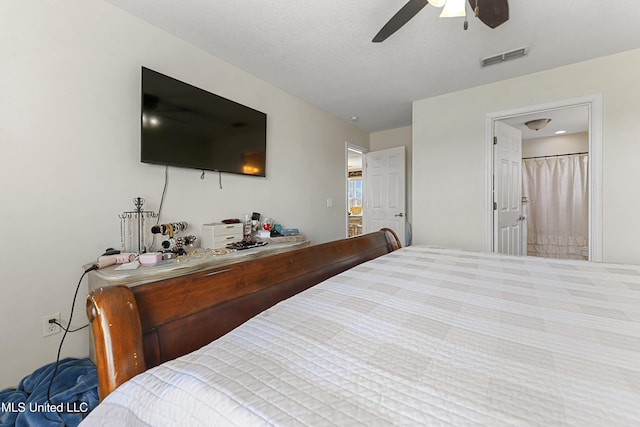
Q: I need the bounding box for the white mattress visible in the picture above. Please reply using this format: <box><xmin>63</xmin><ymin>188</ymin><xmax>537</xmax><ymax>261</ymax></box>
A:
<box><xmin>82</xmin><ymin>246</ymin><xmax>640</xmax><ymax>426</ymax></box>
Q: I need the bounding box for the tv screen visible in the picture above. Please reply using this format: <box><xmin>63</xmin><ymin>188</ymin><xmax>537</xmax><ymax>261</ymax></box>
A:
<box><xmin>141</xmin><ymin>67</ymin><xmax>267</xmax><ymax>176</ymax></box>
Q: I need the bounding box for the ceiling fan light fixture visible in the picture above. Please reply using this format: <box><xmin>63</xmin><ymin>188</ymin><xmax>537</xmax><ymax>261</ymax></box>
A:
<box><xmin>440</xmin><ymin>0</ymin><xmax>466</xmax><ymax>18</ymax></box>
<box><xmin>429</xmin><ymin>0</ymin><xmax>446</xmax><ymax>8</ymax></box>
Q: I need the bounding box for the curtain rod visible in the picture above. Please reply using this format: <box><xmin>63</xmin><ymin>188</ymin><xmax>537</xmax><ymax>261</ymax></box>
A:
<box><xmin>522</xmin><ymin>152</ymin><xmax>588</xmax><ymax>160</ymax></box>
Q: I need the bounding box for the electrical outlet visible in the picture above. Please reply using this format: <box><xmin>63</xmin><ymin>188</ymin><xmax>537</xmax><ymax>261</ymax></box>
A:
<box><xmin>42</xmin><ymin>313</ymin><xmax>61</xmax><ymax>337</ymax></box>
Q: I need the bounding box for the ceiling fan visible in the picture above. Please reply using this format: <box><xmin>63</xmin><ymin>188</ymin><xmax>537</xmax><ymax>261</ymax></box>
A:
<box><xmin>372</xmin><ymin>0</ymin><xmax>509</xmax><ymax>43</ymax></box>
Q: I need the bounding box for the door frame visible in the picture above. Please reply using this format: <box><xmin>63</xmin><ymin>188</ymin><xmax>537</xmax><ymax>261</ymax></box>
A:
<box><xmin>345</xmin><ymin>142</ymin><xmax>367</xmax><ymax>238</ymax></box>
<box><xmin>483</xmin><ymin>94</ymin><xmax>603</xmax><ymax>261</ymax></box>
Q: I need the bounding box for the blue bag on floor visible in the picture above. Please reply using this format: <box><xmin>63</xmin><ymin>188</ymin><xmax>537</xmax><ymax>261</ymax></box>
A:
<box><xmin>0</xmin><ymin>358</ymin><xmax>98</xmax><ymax>427</ymax></box>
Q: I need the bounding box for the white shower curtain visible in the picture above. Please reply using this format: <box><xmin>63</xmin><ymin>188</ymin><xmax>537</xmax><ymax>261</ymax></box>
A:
<box><xmin>522</xmin><ymin>154</ymin><xmax>589</xmax><ymax>259</ymax></box>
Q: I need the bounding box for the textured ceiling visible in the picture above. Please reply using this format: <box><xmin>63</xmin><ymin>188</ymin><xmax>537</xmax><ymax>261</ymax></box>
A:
<box><xmin>103</xmin><ymin>0</ymin><xmax>640</xmax><ymax>132</ymax></box>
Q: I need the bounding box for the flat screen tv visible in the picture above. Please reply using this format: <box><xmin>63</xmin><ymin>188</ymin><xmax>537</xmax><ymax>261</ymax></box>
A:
<box><xmin>141</xmin><ymin>67</ymin><xmax>267</xmax><ymax>177</ymax></box>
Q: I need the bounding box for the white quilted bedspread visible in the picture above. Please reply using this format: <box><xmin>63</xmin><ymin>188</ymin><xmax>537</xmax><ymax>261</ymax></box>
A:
<box><xmin>82</xmin><ymin>246</ymin><xmax>640</xmax><ymax>426</ymax></box>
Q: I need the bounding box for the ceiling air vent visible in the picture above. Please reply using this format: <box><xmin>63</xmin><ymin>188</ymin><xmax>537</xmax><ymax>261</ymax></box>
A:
<box><xmin>481</xmin><ymin>46</ymin><xmax>529</xmax><ymax>67</ymax></box>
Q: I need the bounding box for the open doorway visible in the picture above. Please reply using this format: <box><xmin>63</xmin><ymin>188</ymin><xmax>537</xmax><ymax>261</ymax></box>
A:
<box><xmin>346</xmin><ymin>144</ymin><xmax>365</xmax><ymax>238</ymax></box>
<box><xmin>485</xmin><ymin>94</ymin><xmax>603</xmax><ymax>261</ymax></box>
<box><xmin>501</xmin><ymin>105</ymin><xmax>589</xmax><ymax>260</ymax></box>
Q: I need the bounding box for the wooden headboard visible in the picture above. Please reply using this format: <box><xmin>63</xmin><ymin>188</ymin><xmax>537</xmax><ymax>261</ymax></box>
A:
<box><xmin>86</xmin><ymin>229</ymin><xmax>401</xmax><ymax>400</ymax></box>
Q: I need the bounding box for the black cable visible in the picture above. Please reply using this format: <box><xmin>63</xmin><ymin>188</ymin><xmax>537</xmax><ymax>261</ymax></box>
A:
<box><xmin>46</xmin><ymin>267</ymin><xmax>90</xmax><ymax>407</ymax></box>
<box><xmin>156</xmin><ymin>165</ymin><xmax>169</xmax><ymax>225</ymax></box>
<box><xmin>200</xmin><ymin>169</ymin><xmax>223</xmax><ymax>189</ymax></box>
<box><xmin>150</xmin><ymin>165</ymin><xmax>170</xmax><ymax>250</ymax></box>
<box><xmin>51</xmin><ymin>319</ymin><xmax>89</xmax><ymax>333</ymax></box>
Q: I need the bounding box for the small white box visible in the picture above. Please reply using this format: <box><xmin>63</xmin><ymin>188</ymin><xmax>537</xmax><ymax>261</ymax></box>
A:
<box><xmin>201</xmin><ymin>222</ymin><xmax>243</xmax><ymax>249</ymax></box>
<box><xmin>257</xmin><ymin>229</ymin><xmax>271</xmax><ymax>238</ymax></box>
<box><xmin>138</xmin><ymin>252</ymin><xmax>162</xmax><ymax>266</ymax></box>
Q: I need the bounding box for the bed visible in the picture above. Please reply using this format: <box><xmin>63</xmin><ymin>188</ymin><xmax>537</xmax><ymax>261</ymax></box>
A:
<box><xmin>82</xmin><ymin>229</ymin><xmax>640</xmax><ymax>426</ymax></box>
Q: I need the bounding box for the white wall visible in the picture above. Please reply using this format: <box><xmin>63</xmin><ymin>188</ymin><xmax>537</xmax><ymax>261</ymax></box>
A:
<box><xmin>369</xmin><ymin>126</ymin><xmax>413</xmax><ymax>242</ymax></box>
<box><xmin>522</xmin><ymin>132</ymin><xmax>589</xmax><ymax>158</ymax></box>
<box><xmin>0</xmin><ymin>0</ymin><xmax>368</xmax><ymax>389</ymax></box>
<box><xmin>413</xmin><ymin>49</ymin><xmax>640</xmax><ymax>264</ymax></box>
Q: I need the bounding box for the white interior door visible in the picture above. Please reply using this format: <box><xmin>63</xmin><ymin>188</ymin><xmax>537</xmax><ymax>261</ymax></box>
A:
<box><xmin>494</xmin><ymin>121</ymin><xmax>523</xmax><ymax>255</ymax></box>
<box><xmin>365</xmin><ymin>146</ymin><xmax>406</xmax><ymax>245</ymax></box>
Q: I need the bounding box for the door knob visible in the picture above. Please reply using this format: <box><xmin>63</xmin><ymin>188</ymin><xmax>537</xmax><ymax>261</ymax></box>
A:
<box><xmin>394</xmin><ymin>213</ymin><xmax>404</xmax><ymax>217</ymax></box>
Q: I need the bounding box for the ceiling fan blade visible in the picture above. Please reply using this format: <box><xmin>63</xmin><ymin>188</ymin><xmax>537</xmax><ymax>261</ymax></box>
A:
<box><xmin>470</xmin><ymin>0</ymin><xmax>509</xmax><ymax>28</ymax></box>
<box><xmin>372</xmin><ymin>0</ymin><xmax>429</xmax><ymax>43</ymax></box>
